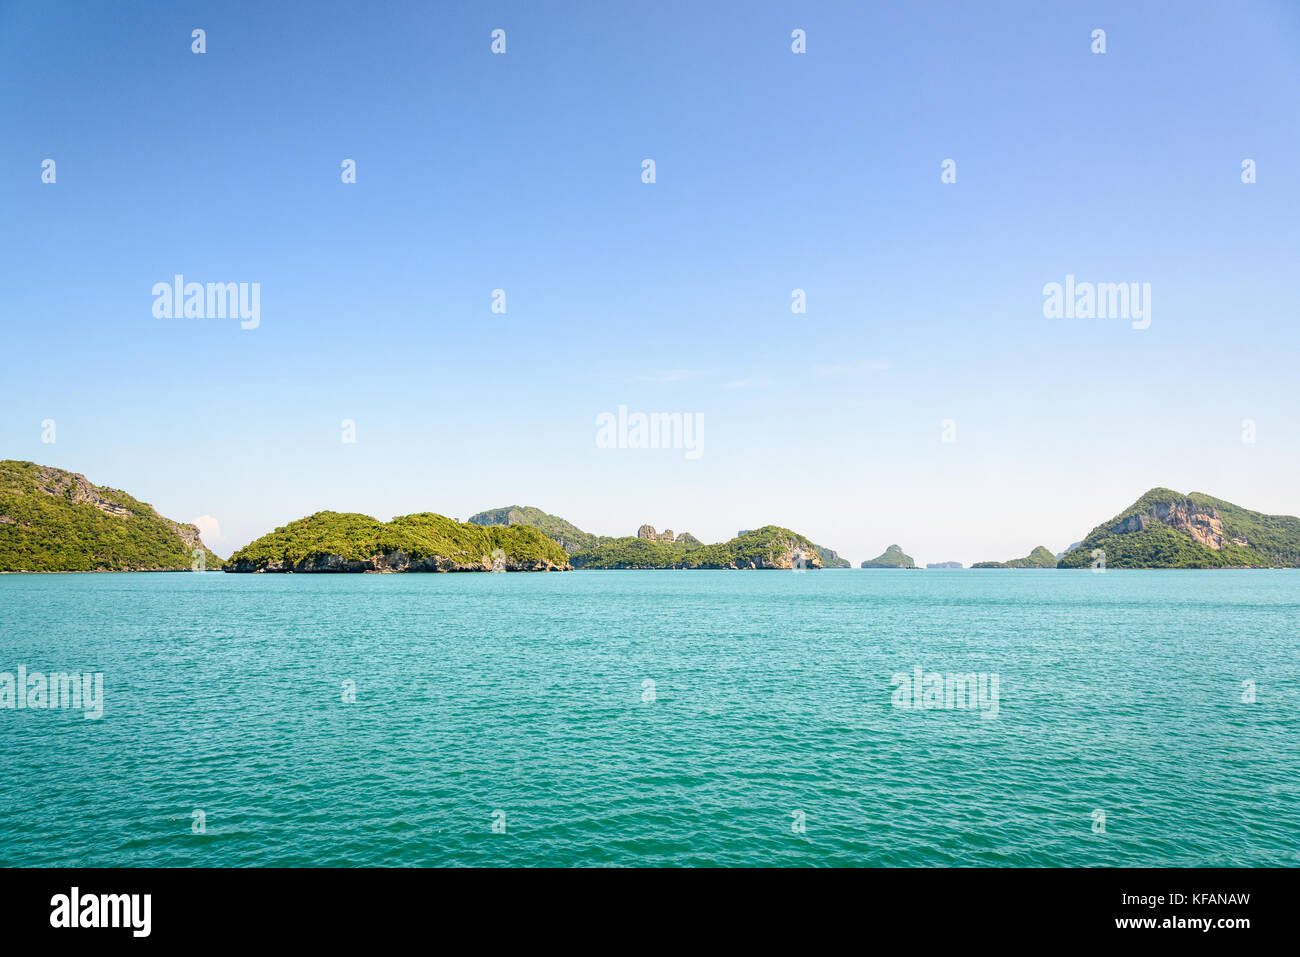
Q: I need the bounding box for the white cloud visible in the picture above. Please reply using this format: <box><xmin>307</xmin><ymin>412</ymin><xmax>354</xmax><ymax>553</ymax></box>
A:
<box><xmin>192</xmin><ymin>514</ymin><xmax>226</xmax><ymax>543</ymax></box>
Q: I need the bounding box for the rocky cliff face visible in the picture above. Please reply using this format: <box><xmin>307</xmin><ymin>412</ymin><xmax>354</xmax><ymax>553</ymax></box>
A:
<box><xmin>771</xmin><ymin>543</ymin><xmax>824</xmax><ymax>570</ymax></box>
<box><xmin>636</xmin><ymin>524</ymin><xmax>698</xmax><ymax>544</ymax></box>
<box><xmin>1112</xmin><ymin>501</ymin><xmax>1225</xmax><ymax>549</ymax></box>
<box><xmin>167</xmin><ymin>519</ymin><xmax>206</xmax><ymax>553</ymax></box>
<box><xmin>34</xmin><ymin>465</ymin><xmax>137</xmax><ymax>519</ymax></box>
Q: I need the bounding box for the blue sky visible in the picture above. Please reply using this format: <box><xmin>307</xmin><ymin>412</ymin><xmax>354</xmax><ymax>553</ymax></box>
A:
<box><xmin>2</xmin><ymin>0</ymin><xmax>1297</xmax><ymax>564</ymax></box>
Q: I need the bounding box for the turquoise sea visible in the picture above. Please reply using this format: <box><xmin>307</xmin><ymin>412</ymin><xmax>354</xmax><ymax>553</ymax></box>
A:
<box><xmin>1</xmin><ymin>569</ymin><xmax>1297</xmax><ymax>867</ymax></box>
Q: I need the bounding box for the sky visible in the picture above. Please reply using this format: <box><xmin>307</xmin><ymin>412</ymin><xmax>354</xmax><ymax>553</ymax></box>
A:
<box><xmin>1</xmin><ymin>0</ymin><xmax>1298</xmax><ymax>566</ymax></box>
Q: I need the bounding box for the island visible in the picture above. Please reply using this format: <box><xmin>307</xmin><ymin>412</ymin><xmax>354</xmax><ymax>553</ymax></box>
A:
<box><xmin>470</xmin><ymin>505</ymin><xmax>848</xmax><ymax>570</ymax></box>
<box><xmin>861</xmin><ymin>545</ymin><xmax>917</xmax><ymax>569</ymax></box>
<box><xmin>1057</xmin><ymin>488</ymin><xmax>1300</xmax><ymax>568</ymax></box>
<box><xmin>0</xmin><ymin>460</ymin><xmax>223</xmax><ymax>572</ymax></box>
<box><xmin>224</xmin><ymin>511</ymin><xmax>569</xmax><ymax>572</ymax></box>
<box><xmin>971</xmin><ymin>546</ymin><xmax>1057</xmax><ymax>569</ymax></box>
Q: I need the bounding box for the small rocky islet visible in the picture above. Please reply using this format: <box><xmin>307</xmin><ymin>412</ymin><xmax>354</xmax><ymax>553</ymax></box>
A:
<box><xmin>861</xmin><ymin>544</ymin><xmax>918</xmax><ymax>569</ymax></box>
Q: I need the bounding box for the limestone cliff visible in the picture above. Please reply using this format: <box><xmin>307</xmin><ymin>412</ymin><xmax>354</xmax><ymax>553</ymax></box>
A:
<box><xmin>1059</xmin><ymin>488</ymin><xmax>1300</xmax><ymax>568</ymax></box>
<box><xmin>1111</xmin><ymin>501</ymin><xmax>1224</xmax><ymax>548</ymax></box>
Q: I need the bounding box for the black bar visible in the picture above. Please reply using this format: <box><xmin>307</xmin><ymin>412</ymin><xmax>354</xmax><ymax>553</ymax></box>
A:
<box><xmin>0</xmin><ymin>867</ymin><xmax>1286</xmax><ymax>944</ymax></box>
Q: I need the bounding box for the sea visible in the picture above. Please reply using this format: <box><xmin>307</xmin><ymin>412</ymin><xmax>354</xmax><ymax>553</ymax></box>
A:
<box><xmin>1</xmin><ymin>569</ymin><xmax>1296</xmax><ymax>867</ymax></box>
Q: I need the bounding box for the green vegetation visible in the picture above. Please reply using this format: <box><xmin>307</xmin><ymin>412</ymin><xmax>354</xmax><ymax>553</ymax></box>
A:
<box><xmin>227</xmin><ymin>511</ymin><xmax>570</xmax><ymax>571</ymax></box>
<box><xmin>571</xmin><ymin>526</ymin><xmax>823</xmax><ymax>569</ymax></box>
<box><xmin>972</xmin><ymin>545</ymin><xmax>1057</xmax><ymax>569</ymax></box>
<box><xmin>0</xmin><ymin>460</ymin><xmax>223</xmax><ymax>572</ymax></box>
<box><xmin>467</xmin><ymin>505</ymin><xmax>610</xmax><ymax>554</ymax></box>
<box><xmin>472</xmin><ymin>505</ymin><xmax>846</xmax><ymax>569</ymax></box>
<box><xmin>861</xmin><ymin>545</ymin><xmax>916</xmax><ymax>568</ymax></box>
<box><xmin>815</xmin><ymin>545</ymin><xmax>852</xmax><ymax>568</ymax></box>
<box><xmin>1058</xmin><ymin>488</ymin><xmax>1300</xmax><ymax>569</ymax></box>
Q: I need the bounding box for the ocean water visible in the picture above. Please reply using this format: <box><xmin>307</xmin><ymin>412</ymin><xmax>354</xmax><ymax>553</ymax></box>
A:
<box><xmin>1</xmin><ymin>569</ymin><xmax>1297</xmax><ymax>868</ymax></box>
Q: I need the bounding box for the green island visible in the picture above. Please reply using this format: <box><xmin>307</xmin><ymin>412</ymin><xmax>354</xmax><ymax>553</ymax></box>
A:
<box><xmin>972</xmin><ymin>545</ymin><xmax>1057</xmax><ymax>569</ymax></box>
<box><xmin>470</xmin><ymin>506</ymin><xmax>833</xmax><ymax>569</ymax></box>
<box><xmin>225</xmin><ymin>511</ymin><xmax>570</xmax><ymax>572</ymax></box>
<box><xmin>1056</xmin><ymin>488</ymin><xmax>1300</xmax><ymax>569</ymax></box>
<box><xmin>570</xmin><ymin>525</ymin><xmax>825</xmax><ymax>569</ymax></box>
<box><xmin>0</xmin><ymin>460</ymin><xmax>223</xmax><ymax>572</ymax></box>
<box><xmin>861</xmin><ymin>544</ymin><xmax>917</xmax><ymax>568</ymax></box>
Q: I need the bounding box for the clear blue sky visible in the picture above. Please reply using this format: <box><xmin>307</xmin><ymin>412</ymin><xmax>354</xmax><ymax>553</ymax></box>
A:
<box><xmin>2</xmin><ymin>0</ymin><xmax>1298</xmax><ymax>564</ymax></box>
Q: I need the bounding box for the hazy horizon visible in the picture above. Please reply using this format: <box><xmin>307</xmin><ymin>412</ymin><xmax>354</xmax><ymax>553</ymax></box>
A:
<box><xmin>3</xmin><ymin>0</ymin><xmax>1298</xmax><ymax>567</ymax></box>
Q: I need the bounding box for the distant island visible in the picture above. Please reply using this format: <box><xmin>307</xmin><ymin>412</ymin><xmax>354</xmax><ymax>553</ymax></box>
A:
<box><xmin>861</xmin><ymin>545</ymin><xmax>917</xmax><ymax>569</ymax></box>
<box><xmin>228</xmin><ymin>509</ymin><xmax>850</xmax><ymax>572</ymax></box>
<box><xmin>5</xmin><ymin>462</ymin><xmax>1300</xmax><ymax>573</ymax></box>
<box><xmin>470</xmin><ymin>507</ymin><xmax>835</xmax><ymax>570</ymax></box>
<box><xmin>971</xmin><ymin>546</ymin><xmax>1057</xmax><ymax>569</ymax></box>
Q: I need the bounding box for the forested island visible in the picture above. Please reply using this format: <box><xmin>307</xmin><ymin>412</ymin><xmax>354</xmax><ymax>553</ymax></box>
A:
<box><xmin>972</xmin><ymin>546</ymin><xmax>1058</xmax><ymax>569</ymax></box>
<box><xmin>224</xmin><ymin>511</ymin><xmax>570</xmax><ymax>572</ymax></box>
<box><xmin>0</xmin><ymin>461</ymin><xmax>223</xmax><ymax>572</ymax></box>
<box><xmin>468</xmin><ymin>507</ymin><xmax>845</xmax><ymax>570</ymax></box>
<box><xmin>861</xmin><ymin>545</ymin><xmax>917</xmax><ymax>568</ymax></box>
